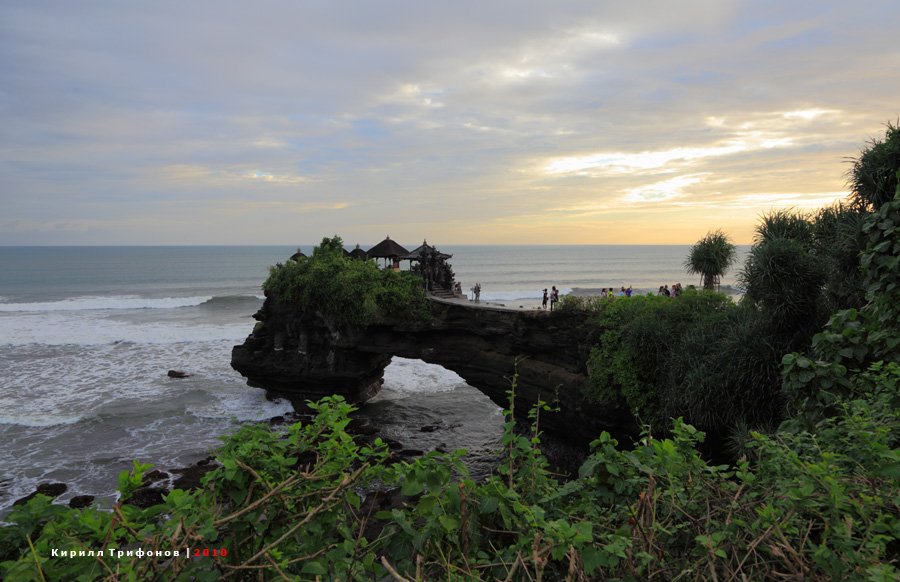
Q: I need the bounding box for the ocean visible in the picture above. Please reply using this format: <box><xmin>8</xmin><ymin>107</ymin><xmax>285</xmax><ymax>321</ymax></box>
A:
<box><xmin>0</xmin><ymin>244</ymin><xmax>747</xmax><ymax>517</ymax></box>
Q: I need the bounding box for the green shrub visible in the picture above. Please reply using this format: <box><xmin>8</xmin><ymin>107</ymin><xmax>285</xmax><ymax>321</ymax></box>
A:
<box><xmin>4</xmin><ymin>373</ymin><xmax>900</xmax><ymax>581</ymax></box>
<box><xmin>584</xmin><ymin>289</ymin><xmax>733</xmax><ymax>424</ymax></box>
<box><xmin>262</xmin><ymin>236</ymin><xmax>431</xmax><ymax>327</ymax></box>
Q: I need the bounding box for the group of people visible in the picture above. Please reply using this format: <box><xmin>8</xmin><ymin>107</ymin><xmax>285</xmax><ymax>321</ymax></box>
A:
<box><xmin>467</xmin><ymin>282</ymin><xmax>686</xmax><ymax>309</ymax></box>
<box><xmin>541</xmin><ymin>286</ymin><xmax>560</xmax><ymax>311</ymax></box>
<box><xmin>600</xmin><ymin>286</ymin><xmax>634</xmax><ymax>299</ymax></box>
<box><xmin>657</xmin><ymin>283</ymin><xmax>683</xmax><ymax>297</ymax></box>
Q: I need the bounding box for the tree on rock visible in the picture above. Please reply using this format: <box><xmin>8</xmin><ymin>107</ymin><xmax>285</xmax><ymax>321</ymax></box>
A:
<box><xmin>685</xmin><ymin>229</ymin><xmax>737</xmax><ymax>291</ymax></box>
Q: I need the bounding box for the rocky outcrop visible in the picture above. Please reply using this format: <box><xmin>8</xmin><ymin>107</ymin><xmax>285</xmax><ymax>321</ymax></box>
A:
<box><xmin>231</xmin><ymin>296</ymin><xmax>637</xmax><ymax>444</ymax></box>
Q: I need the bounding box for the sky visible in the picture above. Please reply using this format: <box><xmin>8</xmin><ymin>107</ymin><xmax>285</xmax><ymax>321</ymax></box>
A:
<box><xmin>1</xmin><ymin>1</ymin><xmax>898</xmax><ymax>246</ymax></box>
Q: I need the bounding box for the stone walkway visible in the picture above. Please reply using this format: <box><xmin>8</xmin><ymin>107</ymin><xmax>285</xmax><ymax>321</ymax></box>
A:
<box><xmin>427</xmin><ymin>292</ymin><xmax>547</xmax><ymax>313</ymax></box>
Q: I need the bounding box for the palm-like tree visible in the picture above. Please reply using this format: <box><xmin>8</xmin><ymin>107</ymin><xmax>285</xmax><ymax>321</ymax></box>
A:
<box><xmin>685</xmin><ymin>229</ymin><xmax>737</xmax><ymax>291</ymax></box>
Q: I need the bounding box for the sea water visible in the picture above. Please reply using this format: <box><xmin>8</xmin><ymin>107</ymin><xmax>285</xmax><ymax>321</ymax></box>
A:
<box><xmin>0</xmin><ymin>244</ymin><xmax>747</xmax><ymax>517</ymax></box>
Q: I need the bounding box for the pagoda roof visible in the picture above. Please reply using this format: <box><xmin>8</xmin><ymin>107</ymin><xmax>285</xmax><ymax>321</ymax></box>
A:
<box><xmin>366</xmin><ymin>236</ymin><xmax>409</xmax><ymax>259</ymax></box>
<box><xmin>400</xmin><ymin>240</ymin><xmax>452</xmax><ymax>261</ymax></box>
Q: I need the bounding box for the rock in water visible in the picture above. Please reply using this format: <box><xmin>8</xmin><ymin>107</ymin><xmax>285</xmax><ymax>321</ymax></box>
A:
<box><xmin>13</xmin><ymin>482</ymin><xmax>68</xmax><ymax>506</ymax></box>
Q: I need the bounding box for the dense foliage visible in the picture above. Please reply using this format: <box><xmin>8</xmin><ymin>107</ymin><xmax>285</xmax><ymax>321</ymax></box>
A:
<box><xmin>261</xmin><ymin>236</ymin><xmax>431</xmax><ymax>327</ymax></box>
<box><xmin>578</xmin><ymin>290</ymin><xmax>732</xmax><ymax>421</ymax></box>
<box><xmin>569</xmin><ymin>124</ymin><xmax>900</xmax><ymax>446</ymax></box>
<box><xmin>3</xmin><ymin>365</ymin><xmax>899</xmax><ymax>581</ymax></box>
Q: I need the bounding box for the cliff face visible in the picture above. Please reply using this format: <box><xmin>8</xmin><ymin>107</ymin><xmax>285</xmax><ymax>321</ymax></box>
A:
<box><xmin>231</xmin><ymin>296</ymin><xmax>637</xmax><ymax>443</ymax></box>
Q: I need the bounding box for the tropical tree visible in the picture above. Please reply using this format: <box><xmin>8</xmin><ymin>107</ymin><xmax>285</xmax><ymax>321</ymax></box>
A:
<box><xmin>684</xmin><ymin>229</ymin><xmax>737</xmax><ymax>290</ymax></box>
<box><xmin>847</xmin><ymin>121</ymin><xmax>900</xmax><ymax>211</ymax></box>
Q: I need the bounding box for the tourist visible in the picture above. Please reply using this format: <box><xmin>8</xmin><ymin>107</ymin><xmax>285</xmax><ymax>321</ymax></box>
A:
<box><xmin>600</xmin><ymin>288</ymin><xmax>607</xmax><ymax>299</ymax></box>
<box><xmin>626</xmin><ymin>285</ymin><xmax>633</xmax><ymax>297</ymax></box>
<box><xmin>619</xmin><ymin>286</ymin><xmax>626</xmax><ymax>297</ymax></box>
<box><xmin>550</xmin><ymin>286</ymin><xmax>559</xmax><ymax>311</ymax></box>
<box><xmin>542</xmin><ymin>288</ymin><xmax>548</xmax><ymax>310</ymax></box>
<box><xmin>474</xmin><ymin>282</ymin><xmax>481</xmax><ymax>303</ymax></box>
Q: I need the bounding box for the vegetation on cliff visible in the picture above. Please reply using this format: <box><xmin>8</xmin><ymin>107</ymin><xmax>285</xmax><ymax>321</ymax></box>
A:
<box><xmin>261</xmin><ymin>236</ymin><xmax>431</xmax><ymax>327</ymax></box>
<box><xmin>566</xmin><ymin>124</ymin><xmax>900</xmax><ymax>451</ymax></box>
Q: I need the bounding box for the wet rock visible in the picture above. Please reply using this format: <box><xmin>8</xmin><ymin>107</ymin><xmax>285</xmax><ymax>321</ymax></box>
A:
<box><xmin>383</xmin><ymin>438</ymin><xmax>403</xmax><ymax>450</ymax></box>
<box><xmin>167</xmin><ymin>370</ymin><xmax>192</xmax><ymax>378</ymax></box>
<box><xmin>126</xmin><ymin>487</ymin><xmax>167</xmax><ymax>508</ymax></box>
<box><xmin>13</xmin><ymin>482</ymin><xmax>68</xmax><ymax>506</ymax></box>
<box><xmin>69</xmin><ymin>495</ymin><xmax>95</xmax><ymax>509</ymax></box>
<box><xmin>142</xmin><ymin>470</ymin><xmax>169</xmax><ymax>485</ymax></box>
<box><xmin>419</xmin><ymin>425</ymin><xmax>440</xmax><ymax>433</ymax></box>
<box><xmin>398</xmin><ymin>449</ymin><xmax>424</xmax><ymax>457</ymax></box>
<box><xmin>171</xmin><ymin>460</ymin><xmax>217</xmax><ymax>490</ymax></box>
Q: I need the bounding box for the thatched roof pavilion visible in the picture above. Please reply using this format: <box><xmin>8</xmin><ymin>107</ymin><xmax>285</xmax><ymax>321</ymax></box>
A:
<box><xmin>401</xmin><ymin>239</ymin><xmax>452</xmax><ymax>262</ymax></box>
<box><xmin>289</xmin><ymin>248</ymin><xmax>306</xmax><ymax>261</ymax></box>
<box><xmin>367</xmin><ymin>235</ymin><xmax>408</xmax><ymax>263</ymax></box>
<box><xmin>348</xmin><ymin>244</ymin><xmax>368</xmax><ymax>260</ymax></box>
<box><xmin>367</xmin><ymin>236</ymin><xmax>409</xmax><ymax>270</ymax></box>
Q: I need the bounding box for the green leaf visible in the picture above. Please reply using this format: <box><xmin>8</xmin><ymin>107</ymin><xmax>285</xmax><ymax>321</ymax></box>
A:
<box><xmin>400</xmin><ymin>479</ymin><xmax>424</xmax><ymax>496</ymax></box>
<box><xmin>879</xmin><ymin>463</ymin><xmax>900</xmax><ymax>478</ymax></box>
<box><xmin>581</xmin><ymin>546</ymin><xmax>605</xmax><ymax>573</ymax></box>
<box><xmin>438</xmin><ymin>515</ymin><xmax>460</xmax><ymax>532</ymax></box>
<box><xmin>573</xmin><ymin>521</ymin><xmax>593</xmax><ymax>543</ymax></box>
<box><xmin>301</xmin><ymin>560</ymin><xmax>328</xmax><ymax>576</ymax></box>
<box><xmin>480</xmin><ymin>497</ymin><xmax>500</xmax><ymax>514</ymax></box>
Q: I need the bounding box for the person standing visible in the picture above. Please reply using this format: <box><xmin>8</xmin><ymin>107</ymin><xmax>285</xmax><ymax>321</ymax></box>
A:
<box><xmin>474</xmin><ymin>282</ymin><xmax>481</xmax><ymax>303</ymax></box>
<box><xmin>550</xmin><ymin>286</ymin><xmax>559</xmax><ymax>311</ymax></box>
<box><xmin>542</xmin><ymin>288</ymin><xmax>548</xmax><ymax>310</ymax></box>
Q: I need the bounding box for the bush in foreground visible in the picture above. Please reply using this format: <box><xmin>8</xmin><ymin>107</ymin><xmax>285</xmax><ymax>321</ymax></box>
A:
<box><xmin>3</xmin><ymin>363</ymin><xmax>899</xmax><ymax>581</ymax></box>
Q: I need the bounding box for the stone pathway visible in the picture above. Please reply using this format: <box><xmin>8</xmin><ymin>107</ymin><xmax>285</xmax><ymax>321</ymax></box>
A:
<box><xmin>427</xmin><ymin>292</ymin><xmax>546</xmax><ymax>313</ymax></box>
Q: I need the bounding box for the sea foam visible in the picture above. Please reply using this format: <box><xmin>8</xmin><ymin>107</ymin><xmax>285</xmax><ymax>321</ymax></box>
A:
<box><xmin>0</xmin><ymin>295</ymin><xmax>214</xmax><ymax>312</ymax></box>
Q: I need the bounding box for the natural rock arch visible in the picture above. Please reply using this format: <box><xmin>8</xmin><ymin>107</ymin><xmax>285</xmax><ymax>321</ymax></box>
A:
<box><xmin>231</xmin><ymin>295</ymin><xmax>636</xmax><ymax>443</ymax></box>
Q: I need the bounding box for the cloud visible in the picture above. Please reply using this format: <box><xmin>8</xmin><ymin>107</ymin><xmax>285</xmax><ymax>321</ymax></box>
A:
<box><xmin>1</xmin><ymin>1</ymin><xmax>897</xmax><ymax>245</ymax></box>
<box><xmin>624</xmin><ymin>174</ymin><xmax>707</xmax><ymax>202</ymax></box>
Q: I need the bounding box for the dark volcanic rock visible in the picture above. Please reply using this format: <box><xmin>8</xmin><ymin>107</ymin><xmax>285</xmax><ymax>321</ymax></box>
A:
<box><xmin>14</xmin><ymin>482</ymin><xmax>68</xmax><ymax>506</ymax></box>
<box><xmin>143</xmin><ymin>470</ymin><xmax>169</xmax><ymax>485</ymax></box>
<box><xmin>171</xmin><ymin>460</ymin><xmax>217</xmax><ymax>490</ymax></box>
<box><xmin>167</xmin><ymin>370</ymin><xmax>192</xmax><ymax>378</ymax></box>
<box><xmin>232</xmin><ymin>294</ymin><xmax>638</xmax><ymax>444</ymax></box>
<box><xmin>68</xmin><ymin>495</ymin><xmax>95</xmax><ymax>509</ymax></box>
<box><xmin>126</xmin><ymin>487</ymin><xmax>167</xmax><ymax>508</ymax></box>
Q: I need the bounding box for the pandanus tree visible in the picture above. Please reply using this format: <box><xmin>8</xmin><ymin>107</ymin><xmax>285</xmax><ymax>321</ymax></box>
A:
<box><xmin>684</xmin><ymin>229</ymin><xmax>737</xmax><ymax>291</ymax></box>
<box><xmin>847</xmin><ymin>121</ymin><xmax>900</xmax><ymax>212</ymax></box>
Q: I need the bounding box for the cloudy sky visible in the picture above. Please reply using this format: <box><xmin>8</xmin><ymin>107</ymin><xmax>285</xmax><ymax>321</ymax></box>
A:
<box><xmin>1</xmin><ymin>1</ymin><xmax>898</xmax><ymax>246</ymax></box>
